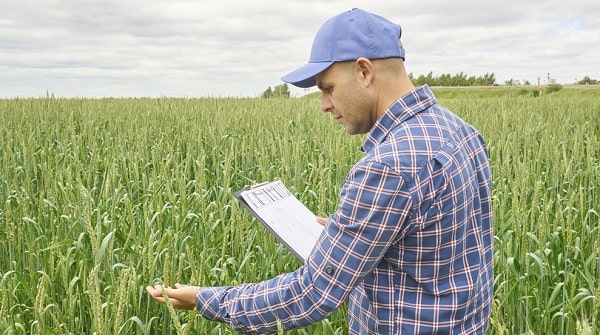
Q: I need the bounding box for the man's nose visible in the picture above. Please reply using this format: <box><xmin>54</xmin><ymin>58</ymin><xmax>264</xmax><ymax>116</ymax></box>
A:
<box><xmin>320</xmin><ymin>97</ymin><xmax>333</xmax><ymax>113</ymax></box>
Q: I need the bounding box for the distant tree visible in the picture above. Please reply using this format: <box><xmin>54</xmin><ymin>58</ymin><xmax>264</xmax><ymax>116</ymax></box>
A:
<box><xmin>478</xmin><ymin>73</ymin><xmax>497</xmax><ymax>86</ymax></box>
<box><xmin>505</xmin><ymin>79</ymin><xmax>520</xmax><ymax>86</ymax></box>
<box><xmin>425</xmin><ymin>72</ymin><xmax>435</xmax><ymax>85</ymax></box>
<box><xmin>439</xmin><ymin>73</ymin><xmax>451</xmax><ymax>86</ymax></box>
<box><xmin>262</xmin><ymin>84</ymin><xmax>290</xmax><ymax>98</ymax></box>
<box><xmin>262</xmin><ymin>86</ymin><xmax>273</xmax><ymax>98</ymax></box>
<box><xmin>413</xmin><ymin>72</ymin><xmax>435</xmax><ymax>86</ymax></box>
<box><xmin>273</xmin><ymin>83</ymin><xmax>290</xmax><ymax>98</ymax></box>
<box><xmin>452</xmin><ymin>72</ymin><xmax>469</xmax><ymax>86</ymax></box>
<box><xmin>577</xmin><ymin>75</ymin><xmax>598</xmax><ymax>85</ymax></box>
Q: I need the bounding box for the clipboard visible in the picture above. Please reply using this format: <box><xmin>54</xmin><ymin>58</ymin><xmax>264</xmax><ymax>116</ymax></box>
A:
<box><xmin>234</xmin><ymin>180</ymin><xmax>324</xmax><ymax>261</ymax></box>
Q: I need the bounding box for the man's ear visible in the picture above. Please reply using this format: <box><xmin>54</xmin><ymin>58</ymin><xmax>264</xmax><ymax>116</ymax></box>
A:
<box><xmin>355</xmin><ymin>57</ymin><xmax>375</xmax><ymax>86</ymax></box>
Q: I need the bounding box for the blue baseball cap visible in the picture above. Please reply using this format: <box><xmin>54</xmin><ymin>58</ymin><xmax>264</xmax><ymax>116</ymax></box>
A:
<box><xmin>282</xmin><ymin>8</ymin><xmax>405</xmax><ymax>88</ymax></box>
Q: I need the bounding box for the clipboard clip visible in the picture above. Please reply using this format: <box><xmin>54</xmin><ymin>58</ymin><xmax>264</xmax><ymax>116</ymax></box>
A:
<box><xmin>243</xmin><ymin>179</ymin><xmax>280</xmax><ymax>191</ymax></box>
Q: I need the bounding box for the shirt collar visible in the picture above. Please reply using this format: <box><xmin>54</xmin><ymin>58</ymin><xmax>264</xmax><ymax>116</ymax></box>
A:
<box><xmin>361</xmin><ymin>85</ymin><xmax>437</xmax><ymax>153</ymax></box>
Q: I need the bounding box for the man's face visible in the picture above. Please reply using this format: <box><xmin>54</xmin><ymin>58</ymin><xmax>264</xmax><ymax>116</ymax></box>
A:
<box><xmin>315</xmin><ymin>62</ymin><xmax>375</xmax><ymax>135</ymax></box>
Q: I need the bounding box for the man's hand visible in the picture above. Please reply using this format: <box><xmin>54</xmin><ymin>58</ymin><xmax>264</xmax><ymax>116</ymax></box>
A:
<box><xmin>146</xmin><ymin>283</ymin><xmax>199</xmax><ymax>310</ymax></box>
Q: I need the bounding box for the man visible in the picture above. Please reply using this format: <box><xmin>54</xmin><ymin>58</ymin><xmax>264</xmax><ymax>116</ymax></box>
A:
<box><xmin>147</xmin><ymin>8</ymin><xmax>494</xmax><ymax>334</ymax></box>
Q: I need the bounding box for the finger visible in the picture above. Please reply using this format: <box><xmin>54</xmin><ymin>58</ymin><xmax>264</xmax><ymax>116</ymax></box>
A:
<box><xmin>146</xmin><ymin>286</ymin><xmax>167</xmax><ymax>303</ymax></box>
<box><xmin>316</xmin><ymin>216</ymin><xmax>328</xmax><ymax>225</ymax></box>
<box><xmin>149</xmin><ymin>286</ymin><xmax>183</xmax><ymax>305</ymax></box>
<box><xmin>160</xmin><ymin>285</ymin><xmax>190</xmax><ymax>303</ymax></box>
<box><xmin>148</xmin><ymin>284</ymin><xmax>175</xmax><ymax>298</ymax></box>
<box><xmin>145</xmin><ymin>285</ymin><xmax>160</xmax><ymax>297</ymax></box>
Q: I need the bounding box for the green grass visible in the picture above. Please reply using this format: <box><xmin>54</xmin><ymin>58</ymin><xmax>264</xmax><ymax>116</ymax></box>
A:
<box><xmin>0</xmin><ymin>87</ymin><xmax>599</xmax><ymax>334</ymax></box>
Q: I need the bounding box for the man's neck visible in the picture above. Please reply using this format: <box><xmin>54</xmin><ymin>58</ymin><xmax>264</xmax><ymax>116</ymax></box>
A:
<box><xmin>375</xmin><ymin>77</ymin><xmax>416</xmax><ymax>119</ymax></box>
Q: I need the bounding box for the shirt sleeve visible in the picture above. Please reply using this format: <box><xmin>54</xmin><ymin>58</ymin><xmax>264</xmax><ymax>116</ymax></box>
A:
<box><xmin>310</xmin><ymin>159</ymin><xmax>412</xmax><ymax>293</ymax></box>
<box><xmin>195</xmin><ymin>159</ymin><xmax>412</xmax><ymax>334</ymax></box>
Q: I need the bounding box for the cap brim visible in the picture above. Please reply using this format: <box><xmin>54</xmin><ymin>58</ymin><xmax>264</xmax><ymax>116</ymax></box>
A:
<box><xmin>281</xmin><ymin>62</ymin><xmax>334</xmax><ymax>88</ymax></box>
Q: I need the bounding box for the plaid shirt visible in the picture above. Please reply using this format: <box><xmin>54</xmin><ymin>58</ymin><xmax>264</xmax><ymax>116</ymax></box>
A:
<box><xmin>196</xmin><ymin>85</ymin><xmax>494</xmax><ymax>334</ymax></box>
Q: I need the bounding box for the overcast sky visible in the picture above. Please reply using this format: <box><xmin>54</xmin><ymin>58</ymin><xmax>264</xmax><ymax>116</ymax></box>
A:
<box><xmin>1</xmin><ymin>0</ymin><xmax>598</xmax><ymax>98</ymax></box>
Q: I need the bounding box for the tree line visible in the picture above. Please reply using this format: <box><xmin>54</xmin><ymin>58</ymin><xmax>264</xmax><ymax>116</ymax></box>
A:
<box><xmin>262</xmin><ymin>74</ymin><xmax>599</xmax><ymax>98</ymax></box>
<box><xmin>409</xmin><ymin>72</ymin><xmax>498</xmax><ymax>87</ymax></box>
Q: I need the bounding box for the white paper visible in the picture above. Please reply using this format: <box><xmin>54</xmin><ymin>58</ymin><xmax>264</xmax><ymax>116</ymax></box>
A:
<box><xmin>236</xmin><ymin>180</ymin><xmax>324</xmax><ymax>261</ymax></box>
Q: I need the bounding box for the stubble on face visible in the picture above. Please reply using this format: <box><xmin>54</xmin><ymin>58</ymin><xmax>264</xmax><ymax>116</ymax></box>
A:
<box><xmin>317</xmin><ymin>62</ymin><xmax>376</xmax><ymax>135</ymax></box>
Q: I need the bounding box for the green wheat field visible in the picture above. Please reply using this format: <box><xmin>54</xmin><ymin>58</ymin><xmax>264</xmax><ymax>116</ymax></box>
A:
<box><xmin>1</xmin><ymin>87</ymin><xmax>599</xmax><ymax>334</ymax></box>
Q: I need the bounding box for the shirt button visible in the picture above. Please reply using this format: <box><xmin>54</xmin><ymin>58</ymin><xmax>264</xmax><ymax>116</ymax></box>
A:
<box><xmin>326</xmin><ymin>266</ymin><xmax>333</xmax><ymax>274</ymax></box>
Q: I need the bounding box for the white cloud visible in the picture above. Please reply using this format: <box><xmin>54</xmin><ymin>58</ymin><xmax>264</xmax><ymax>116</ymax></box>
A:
<box><xmin>0</xmin><ymin>0</ymin><xmax>598</xmax><ymax>97</ymax></box>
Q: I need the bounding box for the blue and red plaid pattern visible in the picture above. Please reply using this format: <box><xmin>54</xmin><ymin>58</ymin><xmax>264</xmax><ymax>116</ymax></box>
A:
<box><xmin>196</xmin><ymin>85</ymin><xmax>493</xmax><ymax>334</ymax></box>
